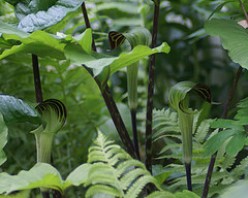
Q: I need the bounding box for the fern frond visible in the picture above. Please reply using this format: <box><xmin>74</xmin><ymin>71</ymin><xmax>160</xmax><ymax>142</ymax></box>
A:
<box><xmin>194</xmin><ymin>119</ymin><xmax>213</xmax><ymax>143</ymax></box>
<box><xmin>219</xmin><ymin>154</ymin><xmax>236</xmax><ymax>170</ymax></box>
<box><xmin>232</xmin><ymin>156</ymin><xmax>248</xmax><ymax>177</ymax></box>
<box><xmin>125</xmin><ymin>175</ymin><xmax>162</xmax><ymax>198</ymax></box>
<box><xmin>146</xmin><ymin>191</ymin><xmax>175</xmax><ymax>198</ymax></box>
<box><xmin>86</xmin><ymin>184</ymin><xmax>121</xmax><ymax>198</ymax></box>
<box><xmin>85</xmin><ymin>131</ymin><xmax>163</xmax><ymax>198</ymax></box>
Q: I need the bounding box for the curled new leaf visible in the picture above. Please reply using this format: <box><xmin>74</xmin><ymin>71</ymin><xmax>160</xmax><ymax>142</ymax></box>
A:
<box><xmin>169</xmin><ymin>81</ymin><xmax>211</xmax><ymax>164</ymax></box>
<box><xmin>108</xmin><ymin>27</ymin><xmax>152</xmax><ymax>50</ymax></box>
<box><xmin>36</xmin><ymin>99</ymin><xmax>66</xmax><ymax>134</ymax></box>
<box><xmin>31</xmin><ymin>99</ymin><xmax>66</xmax><ymax>163</ymax></box>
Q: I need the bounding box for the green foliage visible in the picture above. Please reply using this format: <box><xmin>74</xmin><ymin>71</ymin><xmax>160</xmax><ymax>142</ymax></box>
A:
<box><xmin>219</xmin><ymin>179</ymin><xmax>248</xmax><ymax>198</ymax></box>
<box><xmin>86</xmin><ymin>132</ymin><xmax>162</xmax><ymax>198</ymax></box>
<box><xmin>204</xmin><ymin>97</ymin><xmax>248</xmax><ymax>156</ymax></box>
<box><xmin>0</xmin><ymin>113</ymin><xmax>8</xmax><ymax>166</ymax></box>
<box><xmin>0</xmin><ymin>132</ymin><xmax>200</xmax><ymax>197</ymax></box>
<box><xmin>146</xmin><ymin>190</ymin><xmax>200</xmax><ymax>198</ymax></box>
<box><xmin>7</xmin><ymin>0</ymin><xmax>84</xmax><ymax>32</ymax></box>
<box><xmin>0</xmin><ymin>95</ymin><xmax>40</xmax><ymax>125</ymax></box>
<box><xmin>205</xmin><ymin>19</ymin><xmax>248</xmax><ymax>70</ymax></box>
<box><xmin>1</xmin><ymin>0</ymin><xmax>248</xmax><ymax>197</ymax></box>
<box><xmin>69</xmin><ymin>42</ymin><xmax>170</xmax><ymax>76</ymax></box>
<box><xmin>152</xmin><ymin>107</ymin><xmax>239</xmax><ymax>196</ymax></box>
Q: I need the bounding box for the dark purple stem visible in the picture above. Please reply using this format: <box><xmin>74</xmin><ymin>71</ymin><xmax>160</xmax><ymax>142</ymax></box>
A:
<box><xmin>145</xmin><ymin>0</ymin><xmax>160</xmax><ymax>173</ymax></box>
<box><xmin>32</xmin><ymin>54</ymin><xmax>43</xmax><ymax>103</ymax></box>
<box><xmin>81</xmin><ymin>2</ymin><xmax>137</xmax><ymax>159</ymax></box>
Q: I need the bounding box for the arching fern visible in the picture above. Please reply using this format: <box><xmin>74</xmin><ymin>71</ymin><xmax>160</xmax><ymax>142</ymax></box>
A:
<box><xmin>85</xmin><ymin>131</ymin><xmax>162</xmax><ymax>198</ymax></box>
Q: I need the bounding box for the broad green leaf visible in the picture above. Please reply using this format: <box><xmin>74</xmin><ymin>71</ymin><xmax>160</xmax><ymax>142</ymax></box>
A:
<box><xmin>204</xmin><ymin>129</ymin><xmax>238</xmax><ymax>155</ymax></box>
<box><xmin>220</xmin><ymin>180</ymin><xmax>248</xmax><ymax>198</ymax></box>
<box><xmin>146</xmin><ymin>191</ymin><xmax>175</xmax><ymax>198</ymax></box>
<box><xmin>0</xmin><ymin>21</ymin><xmax>28</xmax><ymax>39</ymax></box>
<box><xmin>15</xmin><ymin>0</ymin><xmax>84</xmax><ymax>32</ymax></box>
<box><xmin>210</xmin><ymin>119</ymin><xmax>244</xmax><ymax>130</ymax></box>
<box><xmin>175</xmin><ymin>190</ymin><xmax>200</xmax><ymax>198</ymax></box>
<box><xmin>225</xmin><ymin>132</ymin><xmax>246</xmax><ymax>156</ymax></box>
<box><xmin>0</xmin><ymin>162</ymin><xmax>91</xmax><ymax>194</ymax></box>
<box><xmin>0</xmin><ymin>30</ymin><xmax>66</xmax><ymax>60</ymax></box>
<box><xmin>76</xmin><ymin>28</ymin><xmax>93</xmax><ymax>54</ymax></box>
<box><xmin>0</xmin><ymin>163</ymin><xmax>63</xmax><ymax>194</ymax></box>
<box><xmin>146</xmin><ymin>190</ymin><xmax>200</xmax><ymax>198</ymax></box>
<box><xmin>81</xmin><ymin>42</ymin><xmax>170</xmax><ymax>76</ymax></box>
<box><xmin>0</xmin><ymin>190</ymin><xmax>30</xmax><ymax>198</ymax></box>
<box><xmin>0</xmin><ymin>95</ymin><xmax>40</xmax><ymax>124</ymax></box>
<box><xmin>205</xmin><ymin>19</ymin><xmax>248</xmax><ymax>69</ymax></box>
<box><xmin>64</xmin><ymin>43</ymin><xmax>95</xmax><ymax>64</ymax></box>
<box><xmin>2</xmin><ymin>0</ymin><xmax>26</xmax><ymax>6</ymax></box>
<box><xmin>64</xmin><ymin>163</ymin><xmax>91</xmax><ymax>188</ymax></box>
<box><xmin>0</xmin><ymin>112</ymin><xmax>7</xmax><ymax>166</ymax></box>
<box><xmin>0</xmin><ymin>28</ymin><xmax>94</xmax><ymax>60</ymax></box>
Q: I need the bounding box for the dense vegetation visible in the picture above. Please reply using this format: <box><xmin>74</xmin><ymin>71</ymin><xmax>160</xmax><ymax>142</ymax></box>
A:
<box><xmin>1</xmin><ymin>0</ymin><xmax>248</xmax><ymax>197</ymax></box>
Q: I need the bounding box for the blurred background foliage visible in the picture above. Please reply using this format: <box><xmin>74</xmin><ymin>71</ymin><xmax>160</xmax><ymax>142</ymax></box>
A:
<box><xmin>1</xmin><ymin>0</ymin><xmax>248</xmax><ymax>196</ymax></box>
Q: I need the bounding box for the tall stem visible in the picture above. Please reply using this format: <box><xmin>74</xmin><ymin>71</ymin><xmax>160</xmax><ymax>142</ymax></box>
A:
<box><xmin>145</xmin><ymin>0</ymin><xmax>160</xmax><ymax>173</ymax></box>
<box><xmin>32</xmin><ymin>54</ymin><xmax>43</xmax><ymax>103</ymax></box>
<box><xmin>185</xmin><ymin>163</ymin><xmax>192</xmax><ymax>191</ymax></box>
<box><xmin>81</xmin><ymin>2</ymin><xmax>97</xmax><ymax>51</ymax></box>
<box><xmin>81</xmin><ymin>2</ymin><xmax>137</xmax><ymax>159</ymax></box>
<box><xmin>127</xmin><ymin>63</ymin><xmax>140</xmax><ymax>159</ymax></box>
<box><xmin>131</xmin><ymin>110</ymin><xmax>140</xmax><ymax>159</ymax></box>
<box><xmin>202</xmin><ymin>67</ymin><xmax>243</xmax><ymax>198</ymax></box>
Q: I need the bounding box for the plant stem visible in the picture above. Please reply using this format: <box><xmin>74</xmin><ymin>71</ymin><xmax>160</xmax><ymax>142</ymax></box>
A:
<box><xmin>185</xmin><ymin>162</ymin><xmax>192</xmax><ymax>191</ymax></box>
<box><xmin>145</xmin><ymin>0</ymin><xmax>160</xmax><ymax>173</ymax></box>
<box><xmin>32</xmin><ymin>54</ymin><xmax>51</xmax><ymax>198</ymax></box>
<box><xmin>100</xmin><ymin>85</ymin><xmax>137</xmax><ymax>158</ymax></box>
<box><xmin>127</xmin><ymin>63</ymin><xmax>140</xmax><ymax>159</ymax></box>
<box><xmin>81</xmin><ymin>2</ymin><xmax>96</xmax><ymax>51</ymax></box>
<box><xmin>202</xmin><ymin>66</ymin><xmax>243</xmax><ymax>198</ymax></box>
<box><xmin>81</xmin><ymin>2</ymin><xmax>137</xmax><ymax>159</ymax></box>
<box><xmin>131</xmin><ymin>110</ymin><xmax>140</xmax><ymax>159</ymax></box>
<box><xmin>32</xmin><ymin>54</ymin><xmax>43</xmax><ymax>103</ymax></box>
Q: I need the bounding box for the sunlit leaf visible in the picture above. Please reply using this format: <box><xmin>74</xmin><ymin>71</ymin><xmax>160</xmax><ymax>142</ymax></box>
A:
<box><xmin>0</xmin><ymin>30</ymin><xmax>66</xmax><ymax>60</ymax></box>
<box><xmin>81</xmin><ymin>42</ymin><xmax>170</xmax><ymax>76</ymax></box>
<box><xmin>64</xmin><ymin>163</ymin><xmax>91</xmax><ymax>188</ymax></box>
<box><xmin>0</xmin><ymin>163</ymin><xmax>63</xmax><ymax>194</ymax></box>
